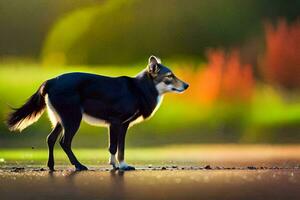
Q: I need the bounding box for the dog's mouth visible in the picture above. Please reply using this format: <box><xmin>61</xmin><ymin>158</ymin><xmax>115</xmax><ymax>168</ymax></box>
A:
<box><xmin>171</xmin><ymin>88</ymin><xmax>185</xmax><ymax>93</ymax></box>
<box><xmin>171</xmin><ymin>84</ymin><xmax>189</xmax><ymax>93</ymax></box>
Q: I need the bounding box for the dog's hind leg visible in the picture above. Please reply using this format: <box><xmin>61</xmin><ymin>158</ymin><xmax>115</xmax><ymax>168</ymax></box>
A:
<box><xmin>59</xmin><ymin>111</ymin><xmax>87</xmax><ymax>171</ymax></box>
<box><xmin>47</xmin><ymin>123</ymin><xmax>62</xmax><ymax>171</ymax></box>
<box><xmin>48</xmin><ymin>94</ymin><xmax>87</xmax><ymax>171</ymax></box>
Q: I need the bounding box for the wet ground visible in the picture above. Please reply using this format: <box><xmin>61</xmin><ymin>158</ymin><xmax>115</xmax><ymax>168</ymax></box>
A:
<box><xmin>1</xmin><ymin>167</ymin><xmax>300</xmax><ymax>200</ymax></box>
<box><xmin>1</xmin><ymin>145</ymin><xmax>300</xmax><ymax>200</ymax></box>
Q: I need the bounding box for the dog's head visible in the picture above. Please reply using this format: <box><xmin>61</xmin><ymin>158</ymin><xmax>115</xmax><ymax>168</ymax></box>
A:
<box><xmin>147</xmin><ymin>55</ymin><xmax>189</xmax><ymax>95</ymax></box>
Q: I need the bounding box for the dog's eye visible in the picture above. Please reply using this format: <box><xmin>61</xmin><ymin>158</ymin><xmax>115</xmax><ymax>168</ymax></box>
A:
<box><xmin>166</xmin><ymin>74</ymin><xmax>173</xmax><ymax>78</ymax></box>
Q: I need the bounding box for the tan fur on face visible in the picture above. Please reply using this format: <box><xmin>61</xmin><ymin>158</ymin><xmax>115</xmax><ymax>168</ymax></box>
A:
<box><xmin>155</xmin><ymin>82</ymin><xmax>174</xmax><ymax>95</ymax></box>
<box><xmin>155</xmin><ymin>75</ymin><xmax>186</xmax><ymax>95</ymax></box>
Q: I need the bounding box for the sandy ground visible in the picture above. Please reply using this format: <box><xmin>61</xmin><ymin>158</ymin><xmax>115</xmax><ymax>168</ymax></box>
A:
<box><xmin>1</xmin><ymin>145</ymin><xmax>300</xmax><ymax>200</ymax></box>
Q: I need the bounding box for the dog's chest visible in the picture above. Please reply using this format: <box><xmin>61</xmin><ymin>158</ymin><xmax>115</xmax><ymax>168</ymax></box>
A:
<box><xmin>130</xmin><ymin>95</ymin><xmax>163</xmax><ymax>126</ymax></box>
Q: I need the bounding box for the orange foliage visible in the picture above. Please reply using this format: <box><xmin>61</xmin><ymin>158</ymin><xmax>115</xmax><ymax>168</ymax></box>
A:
<box><xmin>263</xmin><ymin>19</ymin><xmax>300</xmax><ymax>89</ymax></box>
<box><xmin>174</xmin><ymin>50</ymin><xmax>254</xmax><ymax>106</ymax></box>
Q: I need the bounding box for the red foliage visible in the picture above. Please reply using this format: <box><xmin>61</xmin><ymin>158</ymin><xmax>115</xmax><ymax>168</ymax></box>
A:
<box><xmin>263</xmin><ymin>19</ymin><xmax>300</xmax><ymax>89</ymax></box>
<box><xmin>175</xmin><ymin>49</ymin><xmax>254</xmax><ymax>105</ymax></box>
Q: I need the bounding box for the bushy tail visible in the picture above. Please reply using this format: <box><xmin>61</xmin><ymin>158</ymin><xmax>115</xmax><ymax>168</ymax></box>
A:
<box><xmin>6</xmin><ymin>84</ymin><xmax>47</xmax><ymax>132</ymax></box>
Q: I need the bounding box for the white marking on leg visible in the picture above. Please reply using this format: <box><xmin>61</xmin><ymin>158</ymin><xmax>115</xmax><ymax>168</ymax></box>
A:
<box><xmin>109</xmin><ymin>154</ymin><xmax>119</xmax><ymax>168</ymax></box>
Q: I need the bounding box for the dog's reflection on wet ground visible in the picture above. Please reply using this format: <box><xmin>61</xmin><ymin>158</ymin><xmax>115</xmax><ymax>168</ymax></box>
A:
<box><xmin>2</xmin><ymin>167</ymin><xmax>300</xmax><ymax>200</ymax></box>
<box><xmin>48</xmin><ymin>168</ymin><xmax>126</xmax><ymax>199</ymax></box>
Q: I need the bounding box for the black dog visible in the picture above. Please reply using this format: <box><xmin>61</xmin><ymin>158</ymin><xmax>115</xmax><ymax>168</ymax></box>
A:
<box><xmin>7</xmin><ymin>56</ymin><xmax>189</xmax><ymax>171</ymax></box>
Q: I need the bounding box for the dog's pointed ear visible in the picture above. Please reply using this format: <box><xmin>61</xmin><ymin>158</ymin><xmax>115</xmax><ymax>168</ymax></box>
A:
<box><xmin>148</xmin><ymin>55</ymin><xmax>161</xmax><ymax>75</ymax></box>
<box><xmin>148</xmin><ymin>55</ymin><xmax>161</xmax><ymax>65</ymax></box>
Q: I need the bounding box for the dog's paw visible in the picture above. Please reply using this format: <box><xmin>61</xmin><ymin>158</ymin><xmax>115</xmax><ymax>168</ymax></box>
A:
<box><xmin>75</xmin><ymin>164</ymin><xmax>88</xmax><ymax>171</ymax></box>
<box><xmin>119</xmin><ymin>165</ymin><xmax>135</xmax><ymax>171</ymax></box>
<box><xmin>119</xmin><ymin>162</ymin><xmax>135</xmax><ymax>171</ymax></box>
<box><xmin>109</xmin><ymin>161</ymin><xmax>119</xmax><ymax>169</ymax></box>
<box><xmin>111</xmin><ymin>164</ymin><xmax>119</xmax><ymax>170</ymax></box>
<box><xmin>48</xmin><ymin>166</ymin><xmax>55</xmax><ymax>172</ymax></box>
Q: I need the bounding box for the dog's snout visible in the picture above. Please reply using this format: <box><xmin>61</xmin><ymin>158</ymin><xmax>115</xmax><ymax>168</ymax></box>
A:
<box><xmin>184</xmin><ymin>83</ymin><xmax>189</xmax><ymax>90</ymax></box>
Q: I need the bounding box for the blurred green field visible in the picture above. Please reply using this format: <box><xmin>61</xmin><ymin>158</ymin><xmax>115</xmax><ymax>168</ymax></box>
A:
<box><xmin>1</xmin><ymin>64</ymin><xmax>300</xmax><ymax>148</ymax></box>
<box><xmin>1</xmin><ymin>144</ymin><xmax>300</xmax><ymax>168</ymax></box>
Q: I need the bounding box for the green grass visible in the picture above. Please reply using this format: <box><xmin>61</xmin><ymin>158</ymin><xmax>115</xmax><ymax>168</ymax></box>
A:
<box><xmin>250</xmin><ymin>87</ymin><xmax>300</xmax><ymax>126</ymax></box>
<box><xmin>0</xmin><ymin>145</ymin><xmax>208</xmax><ymax>166</ymax></box>
<box><xmin>2</xmin><ymin>144</ymin><xmax>300</xmax><ymax>167</ymax></box>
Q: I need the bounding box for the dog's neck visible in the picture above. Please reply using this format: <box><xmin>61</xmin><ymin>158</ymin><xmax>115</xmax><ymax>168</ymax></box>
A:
<box><xmin>134</xmin><ymin>70</ymin><xmax>160</xmax><ymax>119</ymax></box>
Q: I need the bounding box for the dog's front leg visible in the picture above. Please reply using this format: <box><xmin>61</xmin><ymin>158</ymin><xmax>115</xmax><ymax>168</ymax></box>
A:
<box><xmin>108</xmin><ymin>124</ymin><xmax>119</xmax><ymax>169</ymax></box>
<box><xmin>116</xmin><ymin>124</ymin><xmax>135</xmax><ymax>171</ymax></box>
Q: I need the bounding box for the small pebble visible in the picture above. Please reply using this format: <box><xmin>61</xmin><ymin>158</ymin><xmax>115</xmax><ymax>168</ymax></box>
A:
<box><xmin>247</xmin><ymin>166</ymin><xmax>256</xmax><ymax>170</ymax></box>
<box><xmin>204</xmin><ymin>165</ymin><xmax>212</xmax><ymax>170</ymax></box>
<box><xmin>11</xmin><ymin>167</ymin><xmax>25</xmax><ymax>172</ymax></box>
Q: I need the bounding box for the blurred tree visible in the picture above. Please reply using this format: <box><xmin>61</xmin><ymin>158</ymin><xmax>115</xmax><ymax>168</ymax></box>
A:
<box><xmin>262</xmin><ymin>19</ymin><xmax>300</xmax><ymax>90</ymax></box>
<box><xmin>179</xmin><ymin>49</ymin><xmax>253</xmax><ymax>105</ymax></box>
<box><xmin>42</xmin><ymin>0</ymin><xmax>300</xmax><ymax>65</ymax></box>
<box><xmin>0</xmin><ymin>0</ymin><xmax>102</xmax><ymax>58</ymax></box>
<box><xmin>0</xmin><ymin>0</ymin><xmax>299</xmax><ymax>64</ymax></box>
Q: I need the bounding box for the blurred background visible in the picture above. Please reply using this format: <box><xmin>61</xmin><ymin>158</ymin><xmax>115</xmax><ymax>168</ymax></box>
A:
<box><xmin>1</xmin><ymin>0</ymin><xmax>300</xmax><ymax>148</ymax></box>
